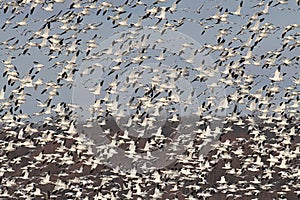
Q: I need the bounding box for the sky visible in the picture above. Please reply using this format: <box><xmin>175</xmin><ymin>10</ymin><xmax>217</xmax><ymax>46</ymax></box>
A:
<box><xmin>0</xmin><ymin>0</ymin><xmax>299</xmax><ymax>125</ymax></box>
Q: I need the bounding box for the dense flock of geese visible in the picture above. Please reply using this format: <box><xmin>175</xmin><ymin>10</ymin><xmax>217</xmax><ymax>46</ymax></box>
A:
<box><xmin>0</xmin><ymin>0</ymin><xmax>299</xmax><ymax>199</ymax></box>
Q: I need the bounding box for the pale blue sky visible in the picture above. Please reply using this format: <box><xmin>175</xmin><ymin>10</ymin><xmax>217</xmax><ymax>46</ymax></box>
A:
<box><xmin>0</xmin><ymin>0</ymin><xmax>299</xmax><ymax>123</ymax></box>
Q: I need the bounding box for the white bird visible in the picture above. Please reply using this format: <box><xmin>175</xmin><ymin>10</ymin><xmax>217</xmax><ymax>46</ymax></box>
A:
<box><xmin>230</xmin><ymin>1</ymin><xmax>243</xmax><ymax>16</ymax></box>
<box><xmin>33</xmin><ymin>187</ymin><xmax>43</xmax><ymax>196</ymax></box>
<box><xmin>270</xmin><ymin>66</ymin><xmax>284</xmax><ymax>82</ymax></box>
<box><xmin>42</xmin><ymin>3</ymin><xmax>54</xmax><ymax>11</ymax></box>
<box><xmin>40</xmin><ymin>172</ymin><xmax>51</xmax><ymax>184</ymax></box>
<box><xmin>65</xmin><ymin>123</ymin><xmax>77</xmax><ymax>135</ymax></box>
<box><xmin>217</xmin><ymin>176</ymin><xmax>227</xmax><ymax>184</ymax></box>
<box><xmin>0</xmin><ymin>87</ymin><xmax>5</xmax><ymax>100</ymax></box>
<box><xmin>150</xmin><ymin>187</ymin><xmax>163</xmax><ymax>199</ymax></box>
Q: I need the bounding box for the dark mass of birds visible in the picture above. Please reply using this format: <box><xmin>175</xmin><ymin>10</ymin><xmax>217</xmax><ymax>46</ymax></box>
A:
<box><xmin>0</xmin><ymin>0</ymin><xmax>299</xmax><ymax>199</ymax></box>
